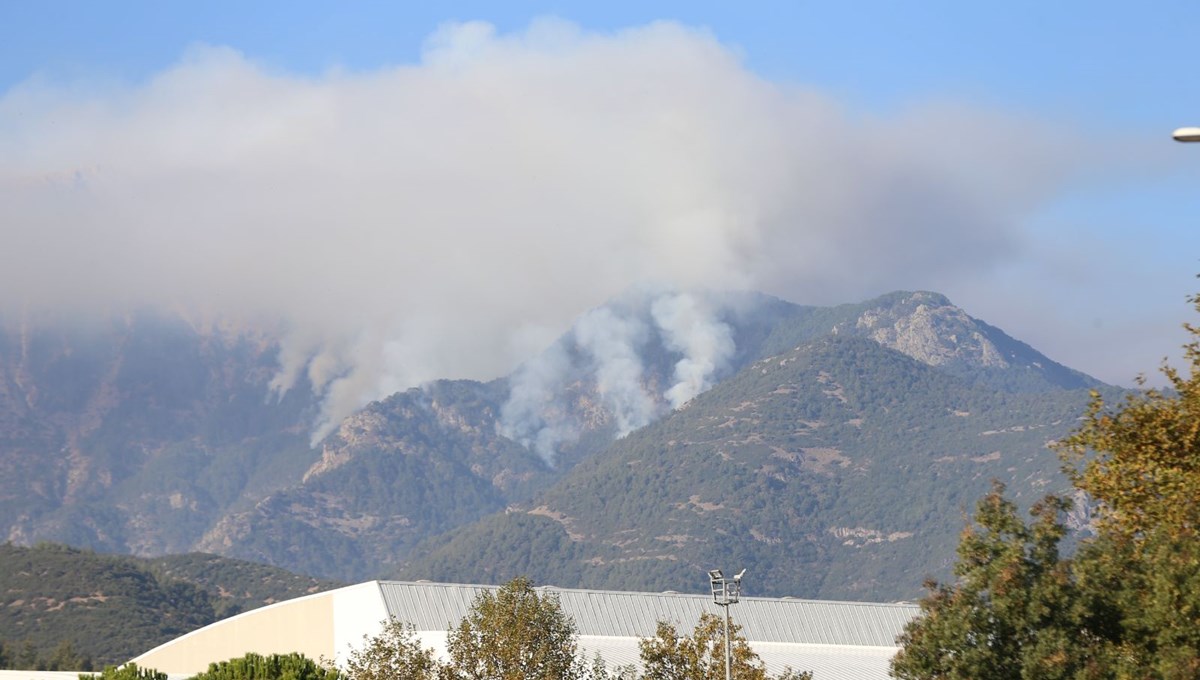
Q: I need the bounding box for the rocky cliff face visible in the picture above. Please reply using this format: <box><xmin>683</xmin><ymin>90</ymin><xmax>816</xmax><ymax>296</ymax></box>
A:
<box><xmin>852</xmin><ymin>292</ymin><xmax>1009</xmax><ymax>369</ymax></box>
<box><xmin>832</xmin><ymin>291</ymin><xmax>1100</xmax><ymax>392</ymax></box>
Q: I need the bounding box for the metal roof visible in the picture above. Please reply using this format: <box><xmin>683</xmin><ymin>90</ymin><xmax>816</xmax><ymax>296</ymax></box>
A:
<box><xmin>375</xmin><ymin>581</ymin><xmax>918</xmax><ymax>648</ymax></box>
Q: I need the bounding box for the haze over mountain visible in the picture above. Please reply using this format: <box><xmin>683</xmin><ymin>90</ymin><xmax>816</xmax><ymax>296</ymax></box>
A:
<box><xmin>0</xmin><ymin>289</ymin><xmax>1111</xmax><ymax>600</ymax></box>
<box><xmin>4</xmin><ymin>18</ymin><xmax>1143</xmax><ymax>448</ymax></box>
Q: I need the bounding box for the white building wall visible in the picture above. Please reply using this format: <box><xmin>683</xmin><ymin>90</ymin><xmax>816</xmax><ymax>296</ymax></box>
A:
<box><xmin>130</xmin><ymin>587</ymin><xmax>338</xmax><ymax>675</ymax></box>
<box><xmin>331</xmin><ymin>582</ymin><xmax>391</xmax><ymax>667</ymax></box>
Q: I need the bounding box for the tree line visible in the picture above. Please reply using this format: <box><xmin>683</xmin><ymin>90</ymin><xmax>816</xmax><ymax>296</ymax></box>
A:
<box><xmin>1</xmin><ymin>639</ymin><xmax>93</xmax><ymax>672</ymax></box>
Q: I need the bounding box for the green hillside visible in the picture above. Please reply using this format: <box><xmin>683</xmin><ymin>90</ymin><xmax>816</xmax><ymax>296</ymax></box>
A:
<box><xmin>398</xmin><ymin>335</ymin><xmax>1110</xmax><ymax>600</ymax></box>
<box><xmin>0</xmin><ymin>543</ymin><xmax>340</xmax><ymax>668</ymax></box>
<box><xmin>192</xmin><ymin>379</ymin><xmax>556</xmax><ymax>580</ymax></box>
<box><xmin>0</xmin><ymin>291</ymin><xmax>1117</xmax><ymax>592</ymax></box>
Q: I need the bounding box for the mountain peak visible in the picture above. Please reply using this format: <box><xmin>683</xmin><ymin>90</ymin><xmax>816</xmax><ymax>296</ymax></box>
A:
<box><xmin>831</xmin><ymin>290</ymin><xmax>1102</xmax><ymax>392</ymax></box>
<box><xmin>849</xmin><ymin>291</ymin><xmax>1008</xmax><ymax>370</ymax></box>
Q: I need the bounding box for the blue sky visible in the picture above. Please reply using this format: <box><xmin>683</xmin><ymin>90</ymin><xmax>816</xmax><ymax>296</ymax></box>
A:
<box><xmin>5</xmin><ymin>1</ymin><xmax>1197</xmax><ymax>122</ymax></box>
<box><xmin>2</xmin><ymin>1</ymin><xmax>1199</xmax><ymax>398</ymax></box>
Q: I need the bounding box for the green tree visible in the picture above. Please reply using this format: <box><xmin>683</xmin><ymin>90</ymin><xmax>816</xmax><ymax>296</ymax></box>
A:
<box><xmin>638</xmin><ymin>612</ymin><xmax>810</xmax><ymax>680</ymax></box>
<box><xmin>86</xmin><ymin>663</ymin><xmax>168</xmax><ymax>680</ymax></box>
<box><xmin>445</xmin><ymin>577</ymin><xmax>582</xmax><ymax>680</ymax></box>
<box><xmin>1055</xmin><ymin>292</ymin><xmax>1200</xmax><ymax>679</ymax></box>
<box><xmin>188</xmin><ymin>652</ymin><xmax>340</xmax><ymax>680</ymax></box>
<box><xmin>894</xmin><ymin>290</ymin><xmax>1200</xmax><ymax>680</ymax></box>
<box><xmin>343</xmin><ymin>618</ymin><xmax>446</xmax><ymax>680</ymax></box>
<box><xmin>890</xmin><ymin>485</ymin><xmax>1085</xmax><ymax>679</ymax></box>
<box><xmin>17</xmin><ymin>641</ymin><xmax>39</xmax><ymax>670</ymax></box>
<box><xmin>1059</xmin><ymin>314</ymin><xmax>1200</xmax><ymax>545</ymax></box>
<box><xmin>46</xmin><ymin>640</ymin><xmax>93</xmax><ymax>672</ymax></box>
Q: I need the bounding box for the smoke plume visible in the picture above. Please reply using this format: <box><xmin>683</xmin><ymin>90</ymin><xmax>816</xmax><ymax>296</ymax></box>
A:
<box><xmin>497</xmin><ymin>339</ymin><xmax>578</xmax><ymax>462</ymax></box>
<box><xmin>496</xmin><ymin>289</ymin><xmax>743</xmax><ymax>464</ymax></box>
<box><xmin>652</xmin><ymin>292</ymin><xmax>735</xmax><ymax>408</ymax></box>
<box><xmin>0</xmin><ymin>19</ymin><xmax>1102</xmax><ymax>443</ymax></box>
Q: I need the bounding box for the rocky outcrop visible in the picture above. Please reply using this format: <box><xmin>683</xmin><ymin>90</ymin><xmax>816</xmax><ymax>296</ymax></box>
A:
<box><xmin>853</xmin><ymin>291</ymin><xmax>1008</xmax><ymax>369</ymax></box>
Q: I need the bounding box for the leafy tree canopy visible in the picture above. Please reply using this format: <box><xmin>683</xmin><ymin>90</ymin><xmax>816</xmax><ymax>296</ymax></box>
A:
<box><xmin>188</xmin><ymin>652</ymin><xmax>339</xmax><ymax>680</ymax></box>
<box><xmin>344</xmin><ymin>619</ymin><xmax>445</xmax><ymax>680</ymax></box>
<box><xmin>893</xmin><ymin>290</ymin><xmax>1200</xmax><ymax>679</ymax></box>
<box><xmin>446</xmin><ymin>577</ymin><xmax>582</xmax><ymax>680</ymax></box>
<box><xmin>1059</xmin><ymin>301</ymin><xmax>1200</xmax><ymax>543</ymax></box>
<box><xmin>86</xmin><ymin>663</ymin><xmax>168</xmax><ymax>680</ymax></box>
<box><xmin>639</xmin><ymin>611</ymin><xmax>810</xmax><ymax>680</ymax></box>
<box><xmin>890</xmin><ymin>486</ymin><xmax>1084</xmax><ymax>679</ymax></box>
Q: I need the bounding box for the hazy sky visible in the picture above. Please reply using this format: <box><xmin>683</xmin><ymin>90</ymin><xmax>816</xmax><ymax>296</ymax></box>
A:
<box><xmin>2</xmin><ymin>1</ymin><xmax>1199</xmax><ymax>429</ymax></box>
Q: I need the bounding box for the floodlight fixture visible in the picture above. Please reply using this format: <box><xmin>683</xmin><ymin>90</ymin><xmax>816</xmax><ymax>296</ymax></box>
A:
<box><xmin>707</xmin><ymin>568</ymin><xmax>745</xmax><ymax>680</ymax></box>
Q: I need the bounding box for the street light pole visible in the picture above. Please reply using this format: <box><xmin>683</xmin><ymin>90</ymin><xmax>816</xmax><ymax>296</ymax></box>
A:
<box><xmin>708</xmin><ymin>568</ymin><xmax>745</xmax><ymax>680</ymax></box>
<box><xmin>1173</xmin><ymin>127</ymin><xmax>1200</xmax><ymax>142</ymax></box>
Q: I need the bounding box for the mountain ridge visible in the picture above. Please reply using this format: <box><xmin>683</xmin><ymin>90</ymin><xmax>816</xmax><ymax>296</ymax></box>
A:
<box><xmin>0</xmin><ymin>290</ymin><xmax>1113</xmax><ymax>594</ymax></box>
<box><xmin>396</xmin><ymin>331</ymin><xmax>1104</xmax><ymax>599</ymax></box>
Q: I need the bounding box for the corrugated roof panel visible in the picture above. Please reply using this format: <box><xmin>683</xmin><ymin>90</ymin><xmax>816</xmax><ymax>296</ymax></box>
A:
<box><xmin>375</xmin><ymin>581</ymin><xmax>918</xmax><ymax>648</ymax></box>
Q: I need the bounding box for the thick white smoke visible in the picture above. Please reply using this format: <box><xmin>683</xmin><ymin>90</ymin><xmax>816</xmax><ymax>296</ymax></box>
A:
<box><xmin>0</xmin><ymin>19</ymin><xmax>1106</xmax><ymax>443</ymax></box>
<box><xmin>573</xmin><ymin>306</ymin><xmax>656</xmax><ymax>436</ymax></box>
<box><xmin>497</xmin><ymin>340</ymin><xmax>578</xmax><ymax>462</ymax></box>
<box><xmin>499</xmin><ymin>300</ymin><xmax>661</xmax><ymax>464</ymax></box>
<box><xmin>496</xmin><ymin>289</ymin><xmax>740</xmax><ymax>464</ymax></box>
<box><xmin>652</xmin><ymin>292</ymin><xmax>735</xmax><ymax>408</ymax></box>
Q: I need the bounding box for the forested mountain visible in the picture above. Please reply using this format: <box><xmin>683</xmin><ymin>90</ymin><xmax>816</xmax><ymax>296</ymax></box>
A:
<box><xmin>0</xmin><ymin>291</ymin><xmax>1113</xmax><ymax>598</ymax></box>
<box><xmin>0</xmin><ymin>543</ymin><xmax>340</xmax><ymax>667</ymax></box>
<box><xmin>0</xmin><ymin>311</ymin><xmax>320</xmax><ymax>555</ymax></box>
<box><xmin>396</xmin><ymin>333</ymin><xmax>1106</xmax><ymax>600</ymax></box>
<box><xmin>193</xmin><ymin>379</ymin><xmax>553</xmax><ymax>579</ymax></box>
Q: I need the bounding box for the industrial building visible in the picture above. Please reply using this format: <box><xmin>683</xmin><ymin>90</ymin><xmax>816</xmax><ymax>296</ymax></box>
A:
<box><xmin>132</xmin><ymin>580</ymin><xmax>919</xmax><ymax>679</ymax></box>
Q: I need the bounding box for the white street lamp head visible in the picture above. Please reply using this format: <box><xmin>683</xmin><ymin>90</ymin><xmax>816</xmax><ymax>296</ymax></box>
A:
<box><xmin>733</xmin><ymin>569</ymin><xmax>746</xmax><ymax>581</ymax></box>
<box><xmin>1173</xmin><ymin>127</ymin><xmax>1200</xmax><ymax>142</ymax></box>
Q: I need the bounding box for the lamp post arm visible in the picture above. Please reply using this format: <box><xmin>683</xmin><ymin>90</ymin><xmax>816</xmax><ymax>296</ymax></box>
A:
<box><xmin>1174</xmin><ymin>127</ymin><xmax>1200</xmax><ymax>142</ymax></box>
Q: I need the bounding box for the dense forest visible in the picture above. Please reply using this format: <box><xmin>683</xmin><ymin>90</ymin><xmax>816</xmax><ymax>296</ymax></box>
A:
<box><xmin>400</xmin><ymin>335</ymin><xmax>1108</xmax><ymax>600</ymax></box>
<box><xmin>0</xmin><ymin>543</ymin><xmax>340</xmax><ymax>666</ymax></box>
